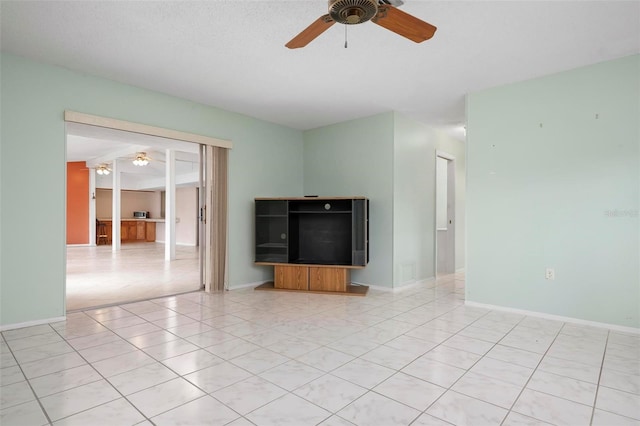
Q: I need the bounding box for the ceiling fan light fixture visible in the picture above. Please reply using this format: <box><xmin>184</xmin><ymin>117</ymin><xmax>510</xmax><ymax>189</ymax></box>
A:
<box><xmin>329</xmin><ymin>0</ymin><xmax>378</xmax><ymax>25</ymax></box>
<box><xmin>133</xmin><ymin>152</ymin><xmax>149</xmax><ymax>166</ymax></box>
<box><xmin>345</xmin><ymin>8</ymin><xmax>364</xmax><ymax>24</ymax></box>
<box><xmin>96</xmin><ymin>164</ymin><xmax>110</xmax><ymax>175</ymax></box>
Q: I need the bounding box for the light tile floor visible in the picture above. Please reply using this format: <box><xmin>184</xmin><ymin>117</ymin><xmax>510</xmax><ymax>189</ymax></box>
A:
<box><xmin>1</xmin><ymin>273</ymin><xmax>639</xmax><ymax>425</ymax></box>
<box><xmin>66</xmin><ymin>242</ymin><xmax>200</xmax><ymax>311</ymax></box>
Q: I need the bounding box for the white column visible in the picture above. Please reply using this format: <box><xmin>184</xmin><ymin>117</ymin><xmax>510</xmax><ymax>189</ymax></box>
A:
<box><xmin>112</xmin><ymin>160</ymin><xmax>121</xmax><ymax>252</ymax></box>
<box><xmin>165</xmin><ymin>149</ymin><xmax>176</xmax><ymax>260</ymax></box>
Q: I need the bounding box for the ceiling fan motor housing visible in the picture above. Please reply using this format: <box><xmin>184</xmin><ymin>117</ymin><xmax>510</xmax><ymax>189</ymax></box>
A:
<box><xmin>329</xmin><ymin>0</ymin><xmax>378</xmax><ymax>24</ymax></box>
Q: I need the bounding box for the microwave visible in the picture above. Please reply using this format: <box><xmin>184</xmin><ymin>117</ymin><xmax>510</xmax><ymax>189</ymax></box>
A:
<box><xmin>133</xmin><ymin>211</ymin><xmax>149</xmax><ymax>219</ymax></box>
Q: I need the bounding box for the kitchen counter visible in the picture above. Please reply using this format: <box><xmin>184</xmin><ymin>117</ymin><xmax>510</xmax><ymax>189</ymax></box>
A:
<box><xmin>98</xmin><ymin>218</ymin><xmax>179</xmax><ymax>223</ymax></box>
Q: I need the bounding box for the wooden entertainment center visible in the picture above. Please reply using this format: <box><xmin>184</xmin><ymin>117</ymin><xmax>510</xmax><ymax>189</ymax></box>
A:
<box><xmin>254</xmin><ymin>196</ymin><xmax>369</xmax><ymax>295</ymax></box>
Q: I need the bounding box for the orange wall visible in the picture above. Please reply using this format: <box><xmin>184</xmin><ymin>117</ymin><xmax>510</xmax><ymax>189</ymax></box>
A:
<box><xmin>66</xmin><ymin>162</ymin><xmax>89</xmax><ymax>244</ymax></box>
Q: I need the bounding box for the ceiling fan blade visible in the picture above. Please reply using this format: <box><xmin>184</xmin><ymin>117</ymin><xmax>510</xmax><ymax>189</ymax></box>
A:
<box><xmin>372</xmin><ymin>5</ymin><xmax>437</xmax><ymax>43</ymax></box>
<box><xmin>286</xmin><ymin>14</ymin><xmax>335</xmax><ymax>49</ymax></box>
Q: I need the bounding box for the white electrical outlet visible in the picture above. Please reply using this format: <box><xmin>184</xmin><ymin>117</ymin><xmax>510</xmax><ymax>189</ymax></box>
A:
<box><xmin>545</xmin><ymin>268</ymin><xmax>555</xmax><ymax>280</ymax></box>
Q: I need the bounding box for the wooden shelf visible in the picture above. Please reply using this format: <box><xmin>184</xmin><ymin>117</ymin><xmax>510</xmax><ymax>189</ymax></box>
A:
<box><xmin>255</xmin><ymin>262</ymin><xmax>364</xmax><ymax>269</ymax></box>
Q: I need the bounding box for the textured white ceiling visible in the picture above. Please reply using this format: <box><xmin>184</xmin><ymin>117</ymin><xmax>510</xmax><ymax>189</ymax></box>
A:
<box><xmin>66</xmin><ymin>123</ymin><xmax>199</xmax><ymax>183</ymax></box>
<box><xmin>2</xmin><ymin>1</ymin><xmax>639</xmax><ymax>130</ymax></box>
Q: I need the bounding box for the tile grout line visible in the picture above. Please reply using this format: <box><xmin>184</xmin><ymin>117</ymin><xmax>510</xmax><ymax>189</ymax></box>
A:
<box><xmin>411</xmin><ymin>308</ymin><xmax>526</xmax><ymax>424</ymax></box>
<box><xmin>8</xmin><ymin>274</ymin><xmax>635</xmax><ymax>426</ymax></box>
<box><xmin>237</xmin><ymin>278</ymin><xmax>467</xmax><ymax>423</ymax></box>
<box><xmin>499</xmin><ymin>320</ymin><xmax>588</xmax><ymax>425</ymax></box>
<box><xmin>503</xmin><ymin>320</ymin><xmax>570</xmax><ymax>425</ymax></box>
<box><xmin>291</xmin><ymin>301</ymin><xmax>494</xmax><ymax>423</ymax></box>
<box><xmin>48</xmin><ymin>319</ymin><xmax>154</xmax><ymax>425</ymax></box>
<box><xmin>57</xmin><ymin>305</ymin><xmax>246</xmax><ymax>422</ymax></box>
<box><xmin>1</xmin><ymin>328</ymin><xmax>55</xmax><ymax>425</ymax></box>
<box><xmin>5</xmin><ymin>276</ymin><xmax>468</xmax><ymax>425</ymax></box>
<box><xmin>85</xmin><ymin>303</ymin><xmax>252</xmax><ymax>423</ymax></box>
<box><xmin>80</xmin><ymin>295</ymin><xmax>303</xmax><ymax>425</ymax></box>
<box><xmin>589</xmin><ymin>329</ymin><xmax>610</xmax><ymax>426</ymax></box>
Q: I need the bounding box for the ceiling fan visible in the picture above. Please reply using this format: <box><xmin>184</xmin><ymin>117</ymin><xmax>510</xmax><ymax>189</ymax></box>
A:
<box><xmin>286</xmin><ymin>0</ymin><xmax>437</xmax><ymax>49</ymax></box>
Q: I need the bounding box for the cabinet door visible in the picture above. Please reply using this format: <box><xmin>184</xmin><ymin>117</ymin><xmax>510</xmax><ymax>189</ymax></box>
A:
<box><xmin>255</xmin><ymin>200</ymin><xmax>288</xmax><ymax>263</ymax></box>
<box><xmin>145</xmin><ymin>222</ymin><xmax>156</xmax><ymax>242</ymax></box>
<box><xmin>274</xmin><ymin>265</ymin><xmax>308</xmax><ymax>290</ymax></box>
<box><xmin>352</xmin><ymin>199</ymin><xmax>369</xmax><ymax>266</ymax></box>
<box><xmin>129</xmin><ymin>223</ymin><xmax>137</xmax><ymax>240</ymax></box>
<box><xmin>136</xmin><ymin>222</ymin><xmax>146</xmax><ymax>240</ymax></box>
<box><xmin>105</xmin><ymin>222</ymin><xmax>113</xmax><ymax>244</ymax></box>
<box><xmin>309</xmin><ymin>267</ymin><xmax>348</xmax><ymax>292</ymax></box>
<box><xmin>121</xmin><ymin>222</ymin><xmax>129</xmax><ymax>240</ymax></box>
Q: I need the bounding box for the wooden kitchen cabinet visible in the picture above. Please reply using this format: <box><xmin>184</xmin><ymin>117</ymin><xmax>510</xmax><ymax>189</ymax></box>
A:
<box><xmin>105</xmin><ymin>222</ymin><xmax>112</xmax><ymax>240</ymax></box>
<box><xmin>120</xmin><ymin>221</ymin><xmax>129</xmax><ymax>240</ymax></box>
<box><xmin>145</xmin><ymin>222</ymin><xmax>156</xmax><ymax>242</ymax></box>
<box><xmin>136</xmin><ymin>222</ymin><xmax>146</xmax><ymax>240</ymax></box>
<box><xmin>128</xmin><ymin>222</ymin><xmax>137</xmax><ymax>240</ymax></box>
<box><xmin>100</xmin><ymin>220</ymin><xmax>157</xmax><ymax>243</ymax></box>
<box><xmin>121</xmin><ymin>221</ymin><xmax>137</xmax><ymax>241</ymax></box>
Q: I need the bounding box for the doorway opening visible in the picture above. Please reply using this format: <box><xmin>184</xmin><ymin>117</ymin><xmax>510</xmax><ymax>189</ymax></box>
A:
<box><xmin>435</xmin><ymin>151</ymin><xmax>456</xmax><ymax>275</ymax></box>
<box><xmin>65</xmin><ymin>122</ymin><xmax>204</xmax><ymax>311</ymax></box>
<box><xmin>66</xmin><ymin>123</ymin><xmax>202</xmax><ymax>311</ymax></box>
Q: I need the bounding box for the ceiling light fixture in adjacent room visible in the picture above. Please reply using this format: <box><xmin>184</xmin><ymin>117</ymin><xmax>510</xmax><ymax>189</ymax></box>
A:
<box><xmin>133</xmin><ymin>152</ymin><xmax>149</xmax><ymax>166</ymax></box>
<box><xmin>96</xmin><ymin>164</ymin><xmax>111</xmax><ymax>175</ymax></box>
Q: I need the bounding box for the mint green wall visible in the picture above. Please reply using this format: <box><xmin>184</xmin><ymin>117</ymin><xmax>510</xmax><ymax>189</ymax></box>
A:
<box><xmin>0</xmin><ymin>53</ymin><xmax>303</xmax><ymax>326</ymax></box>
<box><xmin>303</xmin><ymin>112</ymin><xmax>465</xmax><ymax>288</ymax></box>
<box><xmin>303</xmin><ymin>113</ymin><xmax>395</xmax><ymax>287</ymax></box>
<box><xmin>392</xmin><ymin>113</ymin><xmax>436</xmax><ymax>286</ymax></box>
<box><xmin>392</xmin><ymin>113</ymin><xmax>466</xmax><ymax>286</ymax></box>
<box><xmin>467</xmin><ymin>55</ymin><xmax>639</xmax><ymax>327</ymax></box>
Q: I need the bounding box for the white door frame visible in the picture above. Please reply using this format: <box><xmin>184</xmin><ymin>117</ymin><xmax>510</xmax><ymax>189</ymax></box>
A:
<box><xmin>435</xmin><ymin>150</ymin><xmax>456</xmax><ymax>275</ymax></box>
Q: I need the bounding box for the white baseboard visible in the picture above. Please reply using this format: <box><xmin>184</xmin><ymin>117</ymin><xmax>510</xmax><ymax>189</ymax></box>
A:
<box><xmin>66</xmin><ymin>244</ymin><xmax>93</xmax><ymax>247</ymax></box>
<box><xmin>465</xmin><ymin>301</ymin><xmax>640</xmax><ymax>335</ymax></box>
<box><xmin>0</xmin><ymin>316</ymin><xmax>67</xmax><ymax>332</ymax></box>
<box><xmin>455</xmin><ymin>267</ymin><xmax>465</xmax><ymax>273</ymax></box>
<box><xmin>354</xmin><ymin>277</ymin><xmax>436</xmax><ymax>293</ymax></box>
<box><xmin>394</xmin><ymin>277</ymin><xmax>436</xmax><ymax>292</ymax></box>
<box><xmin>154</xmin><ymin>240</ymin><xmax>196</xmax><ymax>247</ymax></box>
<box><xmin>228</xmin><ymin>281</ymin><xmax>265</xmax><ymax>291</ymax></box>
<box><xmin>359</xmin><ymin>283</ymin><xmax>393</xmax><ymax>292</ymax></box>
